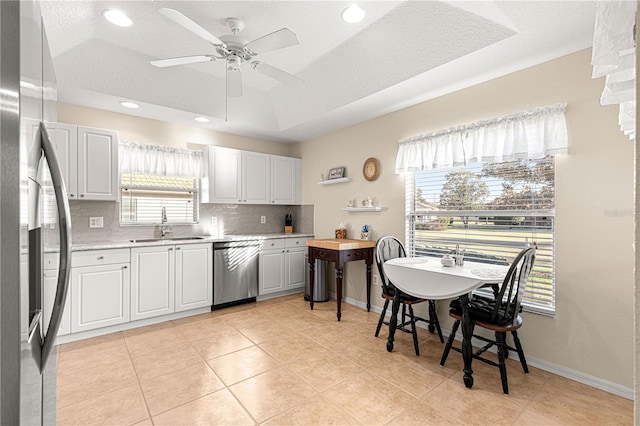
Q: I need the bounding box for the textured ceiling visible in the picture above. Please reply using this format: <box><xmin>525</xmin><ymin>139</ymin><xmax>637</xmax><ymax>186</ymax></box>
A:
<box><xmin>40</xmin><ymin>1</ymin><xmax>596</xmax><ymax>143</ymax></box>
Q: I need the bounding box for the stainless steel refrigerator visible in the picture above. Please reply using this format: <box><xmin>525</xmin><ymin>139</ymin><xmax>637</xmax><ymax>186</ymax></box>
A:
<box><xmin>1</xmin><ymin>0</ymin><xmax>71</xmax><ymax>424</ymax></box>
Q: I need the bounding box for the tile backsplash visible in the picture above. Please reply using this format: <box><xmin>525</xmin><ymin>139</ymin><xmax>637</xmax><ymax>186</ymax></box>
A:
<box><xmin>69</xmin><ymin>201</ymin><xmax>314</xmax><ymax>244</ymax></box>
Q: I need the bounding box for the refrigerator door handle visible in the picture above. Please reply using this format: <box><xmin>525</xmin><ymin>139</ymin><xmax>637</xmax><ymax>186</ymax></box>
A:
<box><xmin>38</xmin><ymin>122</ymin><xmax>72</xmax><ymax>372</ymax></box>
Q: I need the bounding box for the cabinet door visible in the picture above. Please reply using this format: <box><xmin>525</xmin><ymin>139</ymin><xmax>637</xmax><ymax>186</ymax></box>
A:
<box><xmin>285</xmin><ymin>248</ymin><xmax>306</xmax><ymax>290</ymax></box>
<box><xmin>77</xmin><ymin>126</ymin><xmax>118</xmax><ymax>201</ymax></box>
<box><xmin>202</xmin><ymin>146</ymin><xmax>241</xmax><ymax>203</ymax></box>
<box><xmin>47</xmin><ymin>122</ymin><xmax>78</xmax><ymax>199</ymax></box>
<box><xmin>131</xmin><ymin>246</ymin><xmax>175</xmax><ymax>320</ymax></box>
<box><xmin>43</xmin><ymin>270</ymin><xmax>71</xmax><ymax>336</ymax></box>
<box><xmin>271</xmin><ymin>155</ymin><xmax>300</xmax><ymax>205</ymax></box>
<box><xmin>242</xmin><ymin>151</ymin><xmax>270</xmax><ymax>204</ymax></box>
<box><xmin>71</xmin><ymin>263</ymin><xmax>130</xmax><ymax>333</ymax></box>
<box><xmin>259</xmin><ymin>249</ymin><xmax>285</xmax><ymax>295</ymax></box>
<box><xmin>175</xmin><ymin>243</ymin><xmax>212</xmax><ymax>312</ymax></box>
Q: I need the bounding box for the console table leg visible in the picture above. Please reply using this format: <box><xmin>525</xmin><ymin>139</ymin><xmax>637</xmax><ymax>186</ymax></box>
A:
<box><xmin>365</xmin><ymin>262</ymin><xmax>372</xmax><ymax>312</ymax></box>
<box><xmin>336</xmin><ymin>268</ymin><xmax>343</xmax><ymax>321</ymax></box>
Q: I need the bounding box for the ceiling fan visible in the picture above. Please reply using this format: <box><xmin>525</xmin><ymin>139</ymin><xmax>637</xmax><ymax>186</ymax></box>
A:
<box><xmin>151</xmin><ymin>8</ymin><xmax>306</xmax><ymax>98</ymax></box>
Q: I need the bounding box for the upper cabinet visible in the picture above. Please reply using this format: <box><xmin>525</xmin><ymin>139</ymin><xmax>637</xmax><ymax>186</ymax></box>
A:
<box><xmin>270</xmin><ymin>155</ymin><xmax>301</xmax><ymax>205</ymax></box>
<box><xmin>202</xmin><ymin>146</ymin><xmax>300</xmax><ymax>205</ymax></box>
<box><xmin>201</xmin><ymin>146</ymin><xmax>241</xmax><ymax>203</ymax></box>
<box><xmin>43</xmin><ymin>122</ymin><xmax>119</xmax><ymax>201</ymax></box>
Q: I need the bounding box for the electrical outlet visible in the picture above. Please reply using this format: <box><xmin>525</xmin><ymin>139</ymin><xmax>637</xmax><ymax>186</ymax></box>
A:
<box><xmin>373</xmin><ymin>275</ymin><xmax>379</xmax><ymax>287</ymax></box>
<box><xmin>260</xmin><ymin>216</ymin><xmax>266</xmax><ymax>224</ymax></box>
<box><xmin>89</xmin><ymin>217</ymin><xmax>103</xmax><ymax>228</ymax></box>
<box><xmin>211</xmin><ymin>216</ymin><xmax>217</xmax><ymax>225</ymax></box>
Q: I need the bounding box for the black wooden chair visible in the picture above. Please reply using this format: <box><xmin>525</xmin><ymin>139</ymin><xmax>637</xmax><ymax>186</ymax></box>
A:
<box><xmin>374</xmin><ymin>236</ymin><xmax>443</xmax><ymax>355</ymax></box>
<box><xmin>440</xmin><ymin>247</ymin><xmax>536</xmax><ymax>394</ymax></box>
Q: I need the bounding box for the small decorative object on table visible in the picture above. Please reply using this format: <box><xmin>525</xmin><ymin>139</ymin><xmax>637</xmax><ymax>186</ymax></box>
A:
<box><xmin>441</xmin><ymin>254</ymin><xmax>455</xmax><ymax>267</ymax></box>
<box><xmin>335</xmin><ymin>228</ymin><xmax>347</xmax><ymax>239</ymax></box>
<box><xmin>360</xmin><ymin>224</ymin><xmax>370</xmax><ymax>240</ymax></box>
<box><xmin>284</xmin><ymin>213</ymin><xmax>293</xmax><ymax>234</ymax></box>
<box><xmin>328</xmin><ymin>167</ymin><xmax>345</xmax><ymax>179</ymax></box>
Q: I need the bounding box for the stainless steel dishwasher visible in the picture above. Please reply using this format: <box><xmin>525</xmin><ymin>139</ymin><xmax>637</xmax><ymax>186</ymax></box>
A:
<box><xmin>212</xmin><ymin>240</ymin><xmax>260</xmax><ymax>310</ymax></box>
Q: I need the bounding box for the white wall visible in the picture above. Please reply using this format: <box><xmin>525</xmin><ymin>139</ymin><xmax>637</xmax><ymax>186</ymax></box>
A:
<box><xmin>294</xmin><ymin>49</ymin><xmax>634</xmax><ymax>389</ymax></box>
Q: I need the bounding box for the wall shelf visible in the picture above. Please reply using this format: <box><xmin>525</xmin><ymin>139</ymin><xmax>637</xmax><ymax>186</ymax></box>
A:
<box><xmin>317</xmin><ymin>177</ymin><xmax>351</xmax><ymax>185</ymax></box>
<box><xmin>342</xmin><ymin>206</ymin><xmax>383</xmax><ymax>212</ymax></box>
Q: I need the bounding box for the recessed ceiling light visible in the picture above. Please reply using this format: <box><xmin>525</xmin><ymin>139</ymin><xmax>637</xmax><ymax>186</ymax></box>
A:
<box><xmin>341</xmin><ymin>5</ymin><xmax>366</xmax><ymax>23</ymax></box>
<box><xmin>120</xmin><ymin>101</ymin><xmax>139</xmax><ymax>109</ymax></box>
<box><xmin>194</xmin><ymin>117</ymin><xmax>210</xmax><ymax>123</ymax></box>
<box><xmin>103</xmin><ymin>9</ymin><xmax>133</xmax><ymax>27</ymax></box>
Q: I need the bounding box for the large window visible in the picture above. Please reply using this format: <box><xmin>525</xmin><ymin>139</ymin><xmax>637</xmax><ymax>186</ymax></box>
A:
<box><xmin>120</xmin><ymin>173</ymin><xmax>199</xmax><ymax>225</ymax></box>
<box><xmin>406</xmin><ymin>156</ymin><xmax>555</xmax><ymax>315</ymax></box>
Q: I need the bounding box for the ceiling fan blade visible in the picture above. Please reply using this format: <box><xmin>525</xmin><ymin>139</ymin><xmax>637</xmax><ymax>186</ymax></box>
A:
<box><xmin>245</xmin><ymin>28</ymin><xmax>299</xmax><ymax>55</ymax></box>
<box><xmin>159</xmin><ymin>8</ymin><xmax>224</xmax><ymax>47</ymax></box>
<box><xmin>227</xmin><ymin>67</ymin><xmax>243</xmax><ymax>97</ymax></box>
<box><xmin>252</xmin><ymin>62</ymin><xmax>306</xmax><ymax>89</ymax></box>
<box><xmin>150</xmin><ymin>55</ymin><xmax>214</xmax><ymax>68</ymax></box>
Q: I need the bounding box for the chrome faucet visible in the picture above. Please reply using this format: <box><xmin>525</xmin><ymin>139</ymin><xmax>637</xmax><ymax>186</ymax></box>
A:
<box><xmin>160</xmin><ymin>207</ymin><xmax>172</xmax><ymax>238</ymax></box>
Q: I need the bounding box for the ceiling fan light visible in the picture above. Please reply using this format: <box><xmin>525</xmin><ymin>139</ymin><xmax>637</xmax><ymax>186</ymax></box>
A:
<box><xmin>194</xmin><ymin>117</ymin><xmax>210</xmax><ymax>123</ymax></box>
<box><xmin>120</xmin><ymin>101</ymin><xmax>139</xmax><ymax>109</ymax></box>
<box><xmin>103</xmin><ymin>9</ymin><xmax>133</xmax><ymax>27</ymax></box>
<box><xmin>342</xmin><ymin>5</ymin><xmax>366</xmax><ymax>24</ymax></box>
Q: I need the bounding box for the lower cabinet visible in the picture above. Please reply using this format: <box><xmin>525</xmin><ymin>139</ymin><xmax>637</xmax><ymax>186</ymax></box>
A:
<box><xmin>259</xmin><ymin>238</ymin><xmax>308</xmax><ymax>296</ymax></box>
<box><xmin>131</xmin><ymin>243</ymin><xmax>213</xmax><ymax>320</ymax></box>
<box><xmin>175</xmin><ymin>243</ymin><xmax>213</xmax><ymax>312</ymax></box>
<box><xmin>71</xmin><ymin>258</ymin><xmax>131</xmax><ymax>333</ymax></box>
<box><xmin>130</xmin><ymin>246</ymin><xmax>175</xmax><ymax>321</ymax></box>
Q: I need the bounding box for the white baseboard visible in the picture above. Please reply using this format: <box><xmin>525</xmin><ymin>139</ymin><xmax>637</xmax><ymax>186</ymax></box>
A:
<box><xmin>339</xmin><ymin>294</ymin><xmax>633</xmax><ymax>400</ymax></box>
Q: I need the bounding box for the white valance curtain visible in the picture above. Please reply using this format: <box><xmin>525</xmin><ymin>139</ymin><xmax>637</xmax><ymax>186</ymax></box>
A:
<box><xmin>591</xmin><ymin>0</ymin><xmax>636</xmax><ymax>141</ymax></box>
<box><xmin>395</xmin><ymin>103</ymin><xmax>568</xmax><ymax>173</ymax></box>
<box><xmin>119</xmin><ymin>141</ymin><xmax>203</xmax><ymax>178</ymax></box>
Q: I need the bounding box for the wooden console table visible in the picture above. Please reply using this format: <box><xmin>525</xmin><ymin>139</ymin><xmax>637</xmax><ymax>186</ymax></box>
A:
<box><xmin>306</xmin><ymin>238</ymin><xmax>376</xmax><ymax>321</ymax></box>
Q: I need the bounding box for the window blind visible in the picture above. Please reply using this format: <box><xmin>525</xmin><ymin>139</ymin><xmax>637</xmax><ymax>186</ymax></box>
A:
<box><xmin>405</xmin><ymin>156</ymin><xmax>555</xmax><ymax>315</ymax></box>
<box><xmin>120</xmin><ymin>173</ymin><xmax>199</xmax><ymax>225</ymax></box>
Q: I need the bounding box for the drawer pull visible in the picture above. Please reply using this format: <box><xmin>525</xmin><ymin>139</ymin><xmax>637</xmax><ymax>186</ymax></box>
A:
<box><xmin>123</xmin><ymin>266</ymin><xmax>128</xmax><ymax>269</ymax></box>
<box><xmin>97</xmin><ymin>256</ymin><xmax>104</xmax><ymax>260</ymax></box>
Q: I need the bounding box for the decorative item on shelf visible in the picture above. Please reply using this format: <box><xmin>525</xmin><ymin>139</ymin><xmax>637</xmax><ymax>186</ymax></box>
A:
<box><xmin>363</xmin><ymin>157</ymin><xmax>380</xmax><ymax>181</ymax></box>
<box><xmin>347</xmin><ymin>199</ymin><xmax>354</xmax><ymax>207</ymax></box>
<box><xmin>361</xmin><ymin>196</ymin><xmax>373</xmax><ymax>207</ymax></box>
<box><xmin>328</xmin><ymin>166</ymin><xmax>345</xmax><ymax>179</ymax></box>
<box><xmin>360</xmin><ymin>224</ymin><xmax>370</xmax><ymax>240</ymax></box>
<box><xmin>320</xmin><ymin>173</ymin><xmax>325</xmax><ymax>181</ymax></box>
<box><xmin>284</xmin><ymin>213</ymin><xmax>293</xmax><ymax>234</ymax></box>
<box><xmin>335</xmin><ymin>222</ymin><xmax>347</xmax><ymax>239</ymax></box>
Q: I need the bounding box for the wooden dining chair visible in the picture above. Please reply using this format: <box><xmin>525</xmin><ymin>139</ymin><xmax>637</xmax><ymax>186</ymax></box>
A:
<box><xmin>374</xmin><ymin>235</ymin><xmax>443</xmax><ymax>355</ymax></box>
<box><xmin>440</xmin><ymin>247</ymin><xmax>535</xmax><ymax>394</ymax></box>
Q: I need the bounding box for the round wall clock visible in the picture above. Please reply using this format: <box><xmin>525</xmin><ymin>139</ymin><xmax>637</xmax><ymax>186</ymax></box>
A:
<box><xmin>363</xmin><ymin>157</ymin><xmax>380</xmax><ymax>181</ymax></box>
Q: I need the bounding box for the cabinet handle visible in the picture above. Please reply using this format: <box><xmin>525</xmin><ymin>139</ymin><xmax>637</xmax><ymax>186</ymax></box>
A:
<box><xmin>97</xmin><ymin>256</ymin><xmax>104</xmax><ymax>260</ymax></box>
<box><xmin>80</xmin><ymin>194</ymin><xmax>84</xmax><ymax>198</ymax></box>
<box><xmin>176</xmin><ymin>247</ymin><xmax>181</xmax><ymax>250</ymax></box>
<box><xmin>168</xmin><ymin>248</ymin><xmax>173</xmax><ymax>251</ymax></box>
<box><xmin>69</xmin><ymin>194</ymin><xmax>75</xmax><ymax>197</ymax></box>
<box><xmin>123</xmin><ymin>265</ymin><xmax>128</xmax><ymax>269</ymax></box>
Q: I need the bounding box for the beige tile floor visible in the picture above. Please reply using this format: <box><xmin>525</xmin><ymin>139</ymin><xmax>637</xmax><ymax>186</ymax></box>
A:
<box><xmin>56</xmin><ymin>294</ymin><xmax>633</xmax><ymax>425</ymax></box>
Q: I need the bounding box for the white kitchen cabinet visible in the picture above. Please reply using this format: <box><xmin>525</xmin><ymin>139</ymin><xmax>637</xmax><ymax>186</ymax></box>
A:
<box><xmin>259</xmin><ymin>238</ymin><xmax>308</xmax><ymax>296</ymax></box>
<box><xmin>271</xmin><ymin>155</ymin><xmax>301</xmax><ymax>205</ymax></box>
<box><xmin>202</xmin><ymin>146</ymin><xmax>242</xmax><ymax>203</ymax></box>
<box><xmin>70</xmin><ymin>249</ymin><xmax>131</xmax><ymax>333</ymax></box>
<box><xmin>202</xmin><ymin>147</ymin><xmax>271</xmax><ymax>204</ymax></box>
<box><xmin>32</xmin><ymin>122</ymin><xmax>119</xmax><ymax>200</ymax></box>
<box><xmin>259</xmin><ymin>245</ymin><xmax>286</xmax><ymax>295</ymax></box>
<box><xmin>175</xmin><ymin>243</ymin><xmax>212</xmax><ymax>312</ymax></box>
<box><xmin>43</xmin><ymin>253</ymin><xmax>71</xmax><ymax>336</ymax></box>
<box><xmin>130</xmin><ymin>246</ymin><xmax>175</xmax><ymax>321</ymax></box>
<box><xmin>77</xmin><ymin>126</ymin><xmax>119</xmax><ymax>201</ymax></box>
<box><xmin>242</xmin><ymin>151</ymin><xmax>270</xmax><ymax>204</ymax></box>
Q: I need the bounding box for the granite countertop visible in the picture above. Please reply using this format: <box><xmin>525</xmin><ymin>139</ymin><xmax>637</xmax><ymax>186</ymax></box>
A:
<box><xmin>69</xmin><ymin>233</ymin><xmax>315</xmax><ymax>252</ymax></box>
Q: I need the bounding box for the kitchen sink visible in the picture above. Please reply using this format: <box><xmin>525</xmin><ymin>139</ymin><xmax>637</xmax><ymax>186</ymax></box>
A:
<box><xmin>129</xmin><ymin>236</ymin><xmax>206</xmax><ymax>243</ymax></box>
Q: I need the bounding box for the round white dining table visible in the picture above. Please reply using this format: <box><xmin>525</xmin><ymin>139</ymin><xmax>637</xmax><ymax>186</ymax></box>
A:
<box><xmin>383</xmin><ymin>257</ymin><xmax>509</xmax><ymax>388</ymax></box>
